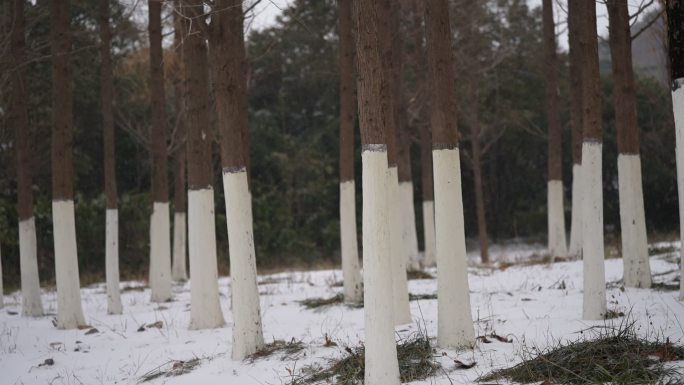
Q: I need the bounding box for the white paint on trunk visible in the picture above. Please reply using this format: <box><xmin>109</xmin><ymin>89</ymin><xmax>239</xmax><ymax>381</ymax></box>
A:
<box><xmin>222</xmin><ymin>170</ymin><xmax>264</xmax><ymax>359</ymax></box>
<box><xmin>19</xmin><ymin>217</ymin><xmax>43</xmax><ymax>316</ymax></box>
<box><xmin>581</xmin><ymin>142</ymin><xmax>607</xmax><ymax>319</ymax></box>
<box><xmin>432</xmin><ymin>147</ymin><xmax>475</xmax><ymax>348</ymax></box>
<box><xmin>188</xmin><ymin>188</ymin><xmax>225</xmax><ymax>330</ymax></box>
<box><xmin>105</xmin><ymin>209</ymin><xmax>122</xmax><ymax>314</ymax></box>
<box><xmin>149</xmin><ymin>202</ymin><xmax>172</xmax><ymax>303</ymax></box>
<box><xmin>388</xmin><ymin>167</ymin><xmax>411</xmax><ymax>326</ymax></box>
<box><xmin>618</xmin><ymin>154</ymin><xmax>651</xmax><ymax>288</ymax></box>
<box><xmin>339</xmin><ymin>180</ymin><xmax>362</xmax><ymax>303</ymax></box>
<box><xmin>568</xmin><ymin>163</ymin><xmax>583</xmax><ymax>258</ymax></box>
<box><xmin>52</xmin><ymin>200</ymin><xmax>86</xmax><ymax>328</ymax></box>
<box><xmin>547</xmin><ymin>180</ymin><xmax>567</xmax><ymax>259</ymax></box>
<box><xmin>362</xmin><ymin>149</ymin><xmax>400</xmax><ymax>385</ymax></box>
<box><xmin>671</xmin><ymin>82</ymin><xmax>684</xmax><ymax>300</ymax></box>
<box><xmin>421</xmin><ymin>200</ymin><xmax>436</xmax><ymax>268</ymax></box>
<box><xmin>172</xmin><ymin>212</ymin><xmax>188</xmax><ymax>281</ymax></box>
<box><xmin>399</xmin><ymin>182</ymin><xmax>421</xmax><ymax>271</ymax></box>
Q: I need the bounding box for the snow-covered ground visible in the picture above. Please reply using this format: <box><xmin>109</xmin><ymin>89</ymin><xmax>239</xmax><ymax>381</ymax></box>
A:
<box><xmin>1</xmin><ymin>241</ymin><xmax>683</xmax><ymax>384</ymax></box>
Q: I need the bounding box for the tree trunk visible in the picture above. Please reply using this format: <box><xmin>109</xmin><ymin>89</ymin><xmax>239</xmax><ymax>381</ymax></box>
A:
<box><xmin>51</xmin><ymin>0</ymin><xmax>86</xmax><ymax>329</ymax></box>
<box><xmin>665</xmin><ymin>0</ymin><xmax>684</xmax><ymax>301</ymax></box>
<box><xmin>607</xmin><ymin>0</ymin><xmax>651</xmax><ymax>288</ymax></box>
<box><xmin>172</xmin><ymin>0</ymin><xmax>188</xmax><ymax>282</ymax></box>
<box><xmin>543</xmin><ymin>0</ymin><xmax>567</xmax><ymax>260</ymax></box>
<box><xmin>355</xmin><ymin>0</ymin><xmax>401</xmax><ymax>382</ymax></box>
<box><xmin>567</xmin><ymin>0</ymin><xmax>584</xmax><ymax>258</ymax></box>
<box><xmin>99</xmin><ymin>0</ymin><xmax>122</xmax><ymax>315</ymax></box>
<box><xmin>578</xmin><ymin>0</ymin><xmax>607</xmax><ymax>320</ymax></box>
<box><xmin>147</xmin><ymin>0</ymin><xmax>172</xmax><ymax>303</ymax></box>
<box><xmin>209</xmin><ymin>0</ymin><xmax>264</xmax><ymax>358</ymax></box>
<box><xmin>337</xmin><ymin>0</ymin><xmax>362</xmax><ymax>304</ymax></box>
<box><xmin>378</xmin><ymin>0</ymin><xmax>411</xmax><ymax>327</ymax></box>
<box><xmin>425</xmin><ymin>0</ymin><xmax>475</xmax><ymax>348</ymax></box>
<box><xmin>11</xmin><ymin>0</ymin><xmax>43</xmax><ymax>317</ymax></box>
<box><xmin>179</xmin><ymin>0</ymin><xmax>225</xmax><ymax>330</ymax></box>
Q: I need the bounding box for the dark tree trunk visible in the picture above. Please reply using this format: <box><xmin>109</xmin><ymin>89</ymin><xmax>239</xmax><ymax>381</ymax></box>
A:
<box><xmin>148</xmin><ymin>0</ymin><xmax>169</xmax><ymax>202</ymax></box>
<box><xmin>51</xmin><ymin>0</ymin><xmax>74</xmax><ymax>201</ymax></box>
<box><xmin>338</xmin><ymin>0</ymin><xmax>356</xmax><ymax>184</ymax></box>
<box><xmin>173</xmin><ymin>1</ymin><xmax>186</xmax><ymax>214</ymax></box>
<box><xmin>543</xmin><ymin>0</ymin><xmax>563</xmax><ymax>180</ymax></box>
<box><xmin>377</xmin><ymin>0</ymin><xmax>398</xmax><ymax>165</ymax></box>
<box><xmin>667</xmin><ymin>0</ymin><xmax>684</xmax><ymax>84</ymax></box>
<box><xmin>580</xmin><ymin>3</ymin><xmax>602</xmax><ymax>142</ymax></box>
<box><xmin>392</xmin><ymin>2</ymin><xmax>411</xmax><ymax>183</ymax></box>
<box><xmin>100</xmin><ymin>0</ymin><xmax>117</xmax><ymax>209</ymax></box>
<box><xmin>568</xmin><ymin>0</ymin><xmax>583</xmax><ymax>165</ymax></box>
<box><xmin>412</xmin><ymin>0</ymin><xmax>433</xmax><ymax>202</ymax></box>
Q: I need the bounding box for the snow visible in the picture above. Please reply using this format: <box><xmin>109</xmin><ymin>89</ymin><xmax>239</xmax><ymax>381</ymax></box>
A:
<box><xmin>1</xmin><ymin>241</ymin><xmax>683</xmax><ymax>384</ymax></box>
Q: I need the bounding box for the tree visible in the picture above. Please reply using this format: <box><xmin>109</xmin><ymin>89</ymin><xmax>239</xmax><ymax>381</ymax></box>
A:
<box><xmin>355</xmin><ymin>0</ymin><xmax>401</xmax><ymax>382</ymax></box>
<box><xmin>578</xmin><ymin>0</ymin><xmax>607</xmax><ymax>320</ymax></box>
<box><xmin>607</xmin><ymin>0</ymin><xmax>651</xmax><ymax>288</ymax></box>
<box><xmin>337</xmin><ymin>0</ymin><xmax>362</xmax><ymax>303</ymax></box>
<box><xmin>51</xmin><ymin>0</ymin><xmax>87</xmax><ymax>329</ymax></box>
<box><xmin>171</xmin><ymin>0</ymin><xmax>188</xmax><ymax>282</ymax></box>
<box><xmin>100</xmin><ymin>0</ymin><xmax>122</xmax><ymax>314</ymax></box>
<box><xmin>208</xmin><ymin>0</ymin><xmax>264</xmax><ymax>358</ymax></box>
<box><xmin>147</xmin><ymin>0</ymin><xmax>172</xmax><ymax>303</ymax></box>
<box><xmin>665</xmin><ymin>0</ymin><xmax>684</xmax><ymax>301</ymax></box>
<box><xmin>378</xmin><ymin>0</ymin><xmax>411</xmax><ymax>326</ymax></box>
<box><xmin>567</xmin><ymin>0</ymin><xmax>584</xmax><ymax>258</ymax></box>
<box><xmin>11</xmin><ymin>0</ymin><xmax>43</xmax><ymax>317</ymax></box>
<box><xmin>542</xmin><ymin>0</ymin><xmax>567</xmax><ymax>259</ymax></box>
<box><xmin>181</xmin><ymin>0</ymin><xmax>225</xmax><ymax>330</ymax></box>
<box><xmin>425</xmin><ymin>0</ymin><xmax>475</xmax><ymax>347</ymax></box>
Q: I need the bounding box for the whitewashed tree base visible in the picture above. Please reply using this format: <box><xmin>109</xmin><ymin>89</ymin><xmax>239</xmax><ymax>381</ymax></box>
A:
<box><xmin>389</xmin><ymin>167</ymin><xmax>411</xmax><ymax>326</ymax></box>
<box><xmin>421</xmin><ymin>200</ymin><xmax>436</xmax><ymax>268</ymax></box>
<box><xmin>172</xmin><ymin>212</ymin><xmax>188</xmax><ymax>281</ymax></box>
<box><xmin>362</xmin><ymin>147</ymin><xmax>400</xmax><ymax>385</ymax></box>
<box><xmin>52</xmin><ymin>200</ymin><xmax>86</xmax><ymax>329</ymax></box>
<box><xmin>580</xmin><ymin>142</ymin><xmax>607</xmax><ymax>319</ymax></box>
<box><xmin>149</xmin><ymin>202</ymin><xmax>172</xmax><ymax>303</ymax></box>
<box><xmin>547</xmin><ymin>180</ymin><xmax>567</xmax><ymax>259</ymax></box>
<box><xmin>339</xmin><ymin>180</ymin><xmax>362</xmax><ymax>303</ymax></box>
<box><xmin>222</xmin><ymin>169</ymin><xmax>264</xmax><ymax>360</ymax></box>
<box><xmin>188</xmin><ymin>188</ymin><xmax>225</xmax><ymax>330</ymax></box>
<box><xmin>568</xmin><ymin>163</ymin><xmax>583</xmax><ymax>258</ymax></box>
<box><xmin>399</xmin><ymin>182</ymin><xmax>421</xmax><ymax>271</ymax></box>
<box><xmin>432</xmin><ymin>147</ymin><xmax>475</xmax><ymax>348</ymax></box>
<box><xmin>617</xmin><ymin>154</ymin><xmax>651</xmax><ymax>288</ymax></box>
<box><xmin>672</xmin><ymin>81</ymin><xmax>684</xmax><ymax>301</ymax></box>
<box><xmin>19</xmin><ymin>217</ymin><xmax>43</xmax><ymax>316</ymax></box>
<box><xmin>106</xmin><ymin>209</ymin><xmax>122</xmax><ymax>314</ymax></box>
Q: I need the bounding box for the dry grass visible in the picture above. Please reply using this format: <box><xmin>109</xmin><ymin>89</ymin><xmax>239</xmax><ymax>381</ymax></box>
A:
<box><xmin>246</xmin><ymin>339</ymin><xmax>306</xmax><ymax>363</ymax></box>
<box><xmin>139</xmin><ymin>358</ymin><xmax>202</xmax><ymax>382</ymax></box>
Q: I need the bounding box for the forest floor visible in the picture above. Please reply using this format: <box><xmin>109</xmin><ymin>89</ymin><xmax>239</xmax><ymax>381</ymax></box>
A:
<box><xmin>1</xmin><ymin>240</ymin><xmax>683</xmax><ymax>384</ymax></box>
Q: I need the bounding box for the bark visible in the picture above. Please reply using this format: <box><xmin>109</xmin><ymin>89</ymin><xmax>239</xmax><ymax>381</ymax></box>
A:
<box><xmin>11</xmin><ymin>0</ymin><xmax>33</xmax><ymax>220</ymax></box>
<box><xmin>183</xmin><ymin>0</ymin><xmax>213</xmax><ymax>189</ymax></box>
<box><xmin>425</xmin><ymin>0</ymin><xmax>459</xmax><ymax>147</ymax></box>
<box><xmin>338</xmin><ymin>0</ymin><xmax>356</xmax><ymax>183</ymax></box>
<box><xmin>543</xmin><ymin>0</ymin><xmax>563</xmax><ymax>179</ymax></box>
<box><xmin>580</xmin><ymin>2</ymin><xmax>603</xmax><ymax>142</ymax></box>
<box><xmin>668</xmin><ymin>0</ymin><xmax>684</xmax><ymax>84</ymax></box>
<box><xmin>392</xmin><ymin>2</ymin><xmax>412</xmax><ymax>183</ymax></box>
<box><xmin>568</xmin><ymin>0</ymin><xmax>583</xmax><ymax>164</ymax></box>
<box><xmin>466</xmin><ymin>79</ymin><xmax>489</xmax><ymax>263</ymax></box>
<box><xmin>148</xmin><ymin>0</ymin><xmax>169</xmax><ymax>202</ymax></box>
<box><xmin>211</xmin><ymin>0</ymin><xmax>250</xmax><ymax>171</ymax></box>
<box><xmin>608</xmin><ymin>0</ymin><xmax>640</xmax><ymax>155</ymax></box>
<box><xmin>377</xmin><ymin>0</ymin><xmax>398</xmax><ymax>164</ymax></box>
<box><xmin>51</xmin><ymin>0</ymin><xmax>74</xmax><ymax>201</ymax></box>
<box><xmin>173</xmin><ymin>1</ymin><xmax>186</xmax><ymax>213</ymax></box>
<box><xmin>101</xmin><ymin>0</ymin><xmax>117</xmax><ymax>209</ymax></box>
<box><xmin>412</xmin><ymin>0</ymin><xmax>433</xmax><ymax>201</ymax></box>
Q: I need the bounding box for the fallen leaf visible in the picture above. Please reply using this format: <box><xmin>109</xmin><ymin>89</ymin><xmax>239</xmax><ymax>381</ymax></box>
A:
<box><xmin>476</xmin><ymin>336</ymin><xmax>492</xmax><ymax>343</ymax></box>
<box><xmin>491</xmin><ymin>333</ymin><xmax>512</xmax><ymax>343</ymax></box>
<box><xmin>147</xmin><ymin>321</ymin><xmax>163</xmax><ymax>329</ymax></box>
<box><xmin>38</xmin><ymin>358</ymin><xmax>55</xmax><ymax>367</ymax></box>
<box><xmin>454</xmin><ymin>359</ymin><xmax>476</xmax><ymax>369</ymax></box>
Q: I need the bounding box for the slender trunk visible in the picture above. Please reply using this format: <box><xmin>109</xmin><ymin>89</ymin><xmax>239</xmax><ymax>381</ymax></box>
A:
<box><xmin>567</xmin><ymin>0</ymin><xmax>583</xmax><ymax>258</ymax></box>
<box><xmin>0</xmin><ymin>244</ymin><xmax>3</xmax><ymax>308</ymax></box>
<box><xmin>665</xmin><ymin>0</ymin><xmax>684</xmax><ymax>301</ymax></box>
<box><xmin>210</xmin><ymin>0</ymin><xmax>264</xmax><ymax>358</ymax></box>
<box><xmin>543</xmin><ymin>0</ymin><xmax>567</xmax><ymax>260</ymax></box>
<box><xmin>172</xmin><ymin>1</ymin><xmax>188</xmax><ymax>281</ymax></box>
<box><xmin>355</xmin><ymin>0</ymin><xmax>401</xmax><ymax>382</ymax></box>
<box><xmin>337</xmin><ymin>0</ymin><xmax>362</xmax><ymax>303</ymax></box>
<box><xmin>181</xmin><ymin>0</ymin><xmax>225</xmax><ymax>330</ymax></box>
<box><xmin>51</xmin><ymin>0</ymin><xmax>86</xmax><ymax>329</ymax></box>
<box><xmin>378</xmin><ymin>0</ymin><xmax>411</xmax><ymax>326</ymax></box>
<box><xmin>578</xmin><ymin>1</ymin><xmax>607</xmax><ymax>320</ymax></box>
<box><xmin>425</xmin><ymin>0</ymin><xmax>475</xmax><ymax>348</ymax></box>
<box><xmin>11</xmin><ymin>0</ymin><xmax>43</xmax><ymax>317</ymax></box>
<box><xmin>607</xmin><ymin>0</ymin><xmax>651</xmax><ymax>288</ymax></box>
